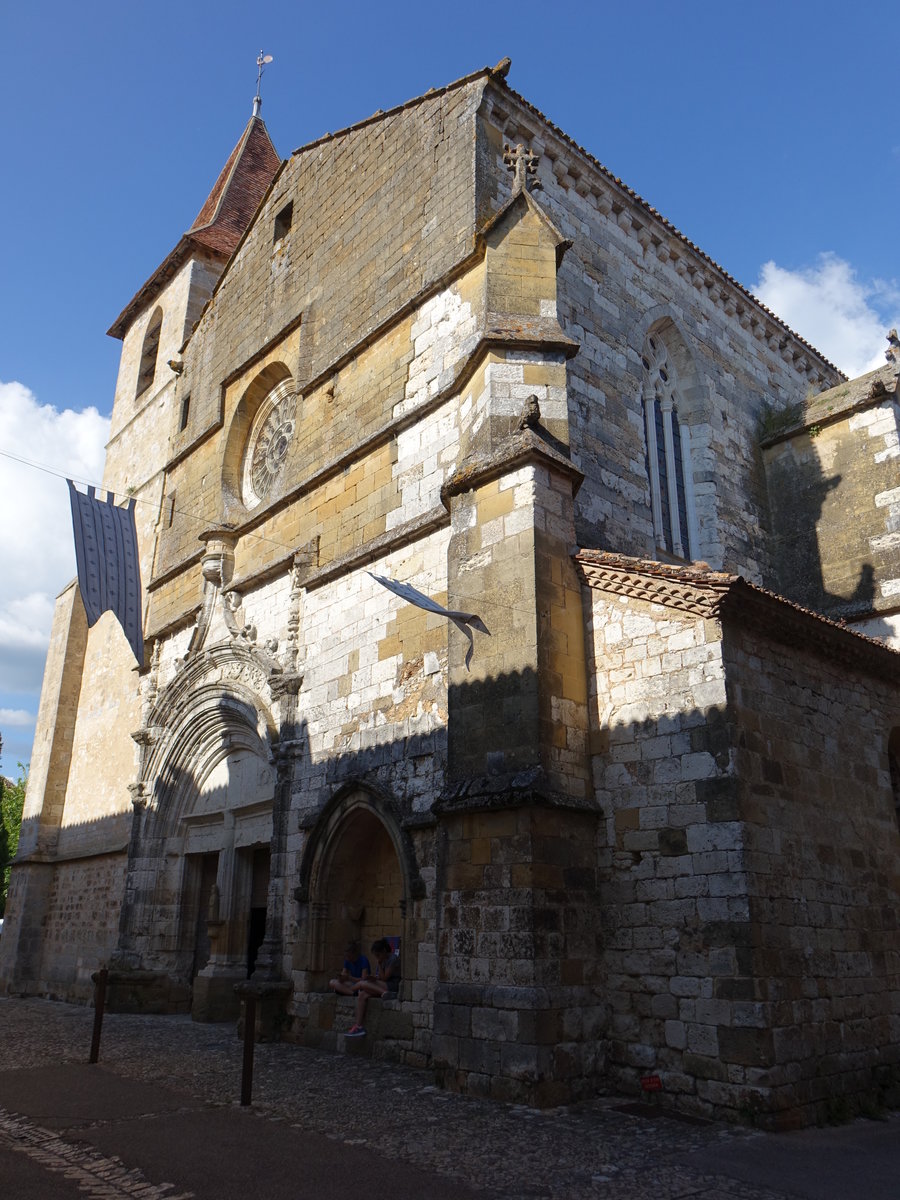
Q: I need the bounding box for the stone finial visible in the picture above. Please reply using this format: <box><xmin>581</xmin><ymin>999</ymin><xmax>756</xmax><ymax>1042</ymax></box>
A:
<box><xmin>491</xmin><ymin>57</ymin><xmax>512</xmax><ymax>79</ymax></box>
<box><xmin>886</xmin><ymin>329</ymin><xmax>900</xmax><ymax>364</ymax></box>
<box><xmin>503</xmin><ymin>142</ymin><xmax>541</xmax><ymax>195</ymax></box>
<box><xmin>516</xmin><ymin>394</ymin><xmax>542</xmax><ymax>431</ymax></box>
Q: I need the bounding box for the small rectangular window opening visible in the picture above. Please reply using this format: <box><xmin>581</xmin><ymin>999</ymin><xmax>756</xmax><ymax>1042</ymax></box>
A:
<box><xmin>165</xmin><ymin>493</ymin><xmax>176</xmax><ymax>527</ymax></box>
<box><xmin>179</xmin><ymin>392</ymin><xmax>191</xmax><ymax>432</ymax></box>
<box><xmin>274</xmin><ymin>201</ymin><xmax>293</xmax><ymax>242</ymax></box>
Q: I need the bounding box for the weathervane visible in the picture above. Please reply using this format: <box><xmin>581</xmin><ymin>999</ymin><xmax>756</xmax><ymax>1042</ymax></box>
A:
<box><xmin>253</xmin><ymin>50</ymin><xmax>274</xmax><ymax>117</ymax></box>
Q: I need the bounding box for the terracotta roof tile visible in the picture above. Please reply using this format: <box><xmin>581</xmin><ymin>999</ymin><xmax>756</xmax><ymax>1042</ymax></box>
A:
<box><xmin>575</xmin><ymin>549</ymin><xmax>900</xmax><ymax>679</ymax></box>
<box><xmin>108</xmin><ymin>117</ymin><xmax>281</xmax><ymax>339</ymax></box>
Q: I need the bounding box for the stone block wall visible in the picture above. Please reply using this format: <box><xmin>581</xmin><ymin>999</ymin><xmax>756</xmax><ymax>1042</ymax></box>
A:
<box><xmin>584</xmin><ymin>567</ymin><xmax>900</xmax><ymax>1124</ymax></box>
<box><xmin>297</xmin><ymin>531</ymin><xmax>450</xmax><ymax>801</ymax></box>
<box><xmin>162</xmin><ymin>77</ymin><xmax>485</xmax><ymax>536</ymax></box>
<box><xmin>109</xmin><ymin>255</ymin><xmax>220</xmax><ymax>441</ymax></box>
<box><xmin>432</xmin><ymin>806</ymin><xmax>604</xmax><ymax>1105</ymax></box>
<box><xmin>30</xmin><ymin>853</ymin><xmax>127</xmax><ymax>1002</ymax></box>
<box><xmin>585</xmin><ymin>589</ymin><xmax>745</xmax><ymax>1113</ymax></box>
<box><xmin>722</xmin><ymin>616</ymin><xmax>900</xmax><ymax>1125</ymax></box>
<box><xmin>146</xmin><ymin>260</ymin><xmax>480</xmax><ymax>635</ymax></box>
<box><xmin>14</xmin><ymin>583</ymin><xmax>87</xmax><ymax>860</ymax></box>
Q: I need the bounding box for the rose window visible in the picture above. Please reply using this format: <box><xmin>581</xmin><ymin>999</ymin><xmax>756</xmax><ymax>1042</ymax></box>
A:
<box><xmin>241</xmin><ymin>380</ymin><xmax>298</xmax><ymax>509</ymax></box>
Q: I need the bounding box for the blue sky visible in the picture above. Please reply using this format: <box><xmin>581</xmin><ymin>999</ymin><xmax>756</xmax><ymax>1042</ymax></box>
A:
<box><xmin>1</xmin><ymin>0</ymin><xmax>898</xmax><ymax>769</ymax></box>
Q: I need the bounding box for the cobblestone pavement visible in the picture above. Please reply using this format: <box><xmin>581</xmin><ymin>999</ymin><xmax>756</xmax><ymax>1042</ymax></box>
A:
<box><xmin>0</xmin><ymin>997</ymin><xmax>891</xmax><ymax>1200</ymax></box>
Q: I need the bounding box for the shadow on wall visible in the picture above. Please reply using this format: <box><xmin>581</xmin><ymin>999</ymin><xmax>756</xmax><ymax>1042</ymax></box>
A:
<box><xmin>763</xmin><ymin>431</ymin><xmax>876</xmax><ymax>622</ymax></box>
<box><xmin>586</xmin><ymin>595</ymin><xmax>900</xmax><ymax>1122</ymax></box>
<box><xmin>3</xmin><ymin>644</ymin><xmax>899</xmax><ymax>1121</ymax></box>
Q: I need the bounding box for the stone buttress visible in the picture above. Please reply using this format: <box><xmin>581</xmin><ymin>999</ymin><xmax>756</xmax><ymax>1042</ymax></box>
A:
<box><xmin>431</xmin><ymin>158</ymin><xmax>605</xmax><ymax>1104</ymax></box>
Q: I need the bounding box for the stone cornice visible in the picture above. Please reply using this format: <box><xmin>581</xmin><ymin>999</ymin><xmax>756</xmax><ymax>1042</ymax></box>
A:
<box><xmin>482</xmin><ymin>314</ymin><xmax>579</xmax><ymax>357</ymax></box>
<box><xmin>575</xmin><ymin>551</ymin><xmax>732</xmax><ymax>618</ymax></box>
<box><xmin>150</xmin><ymin>311</ymin><xmax>582</xmax><ymax>600</ymax></box>
<box><xmin>435</xmin><ymin>765</ymin><xmax>601</xmax><ymax>816</ymax></box>
<box><xmin>575</xmin><ymin>549</ymin><xmax>900</xmax><ymax>683</ymax></box>
<box><xmin>442</xmin><ymin>427</ymin><xmax>584</xmax><ymax>506</ymax></box>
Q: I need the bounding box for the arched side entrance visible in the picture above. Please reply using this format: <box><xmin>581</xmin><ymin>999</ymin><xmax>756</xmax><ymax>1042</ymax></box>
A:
<box><xmin>296</xmin><ymin>785</ymin><xmax>424</xmax><ymax>993</ymax></box>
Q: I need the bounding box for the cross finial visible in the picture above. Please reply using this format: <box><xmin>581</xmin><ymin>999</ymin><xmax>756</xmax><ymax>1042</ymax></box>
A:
<box><xmin>253</xmin><ymin>50</ymin><xmax>273</xmax><ymax>117</ymax></box>
<box><xmin>503</xmin><ymin>143</ymin><xmax>541</xmax><ymax>195</ymax></box>
<box><xmin>886</xmin><ymin>329</ymin><xmax>900</xmax><ymax>365</ymax></box>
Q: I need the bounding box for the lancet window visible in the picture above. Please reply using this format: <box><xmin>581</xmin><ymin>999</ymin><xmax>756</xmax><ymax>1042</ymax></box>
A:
<box><xmin>136</xmin><ymin>307</ymin><xmax>163</xmax><ymax>399</ymax></box>
<box><xmin>641</xmin><ymin>332</ymin><xmax>699</xmax><ymax>561</ymax></box>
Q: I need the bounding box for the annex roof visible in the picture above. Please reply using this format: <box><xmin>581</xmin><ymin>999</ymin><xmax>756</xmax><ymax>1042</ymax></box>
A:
<box><xmin>760</xmin><ymin>354</ymin><xmax>900</xmax><ymax>446</ymax></box>
<box><xmin>575</xmin><ymin>549</ymin><xmax>900</xmax><ymax>681</ymax></box>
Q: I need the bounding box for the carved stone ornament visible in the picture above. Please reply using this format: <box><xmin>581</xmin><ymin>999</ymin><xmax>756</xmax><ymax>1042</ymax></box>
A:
<box><xmin>503</xmin><ymin>142</ymin><xmax>541</xmax><ymax>195</ymax></box>
<box><xmin>128</xmin><ymin>781</ymin><xmax>152</xmax><ymax>810</ymax></box>
<box><xmin>241</xmin><ymin>379</ymin><xmax>299</xmax><ymax>509</ymax></box>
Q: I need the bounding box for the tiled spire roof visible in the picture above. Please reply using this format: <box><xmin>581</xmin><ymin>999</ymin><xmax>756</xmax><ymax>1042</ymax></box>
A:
<box><xmin>108</xmin><ymin>117</ymin><xmax>281</xmax><ymax>339</ymax></box>
<box><xmin>186</xmin><ymin>116</ymin><xmax>281</xmax><ymax>255</ymax></box>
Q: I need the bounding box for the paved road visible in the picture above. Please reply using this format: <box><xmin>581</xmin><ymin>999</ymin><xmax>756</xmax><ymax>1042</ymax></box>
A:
<box><xmin>0</xmin><ymin>1064</ymin><xmax>486</xmax><ymax>1199</ymax></box>
<box><xmin>1</xmin><ymin>998</ymin><xmax>897</xmax><ymax>1199</ymax></box>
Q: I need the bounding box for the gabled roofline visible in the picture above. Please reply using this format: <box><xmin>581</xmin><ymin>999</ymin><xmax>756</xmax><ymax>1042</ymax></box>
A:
<box><xmin>487</xmin><ymin>78</ymin><xmax>844</xmax><ymax>381</ymax></box>
<box><xmin>761</xmin><ymin>360</ymin><xmax>900</xmax><ymax>447</ymax></box>
<box><xmin>119</xmin><ymin>60</ymin><xmax>843</xmax><ymax>380</ymax></box>
<box><xmin>173</xmin><ymin>68</ymin><xmax>500</xmax><ymax>361</ymax></box>
<box><xmin>477</xmin><ymin>184</ymin><xmax>572</xmax><ymax>268</ymax></box>
<box><xmin>287</xmin><ymin>65</ymin><xmax>496</xmax><ymax>159</ymax></box>
<box><xmin>107</xmin><ymin>236</ymin><xmax>229</xmax><ymax>341</ymax></box>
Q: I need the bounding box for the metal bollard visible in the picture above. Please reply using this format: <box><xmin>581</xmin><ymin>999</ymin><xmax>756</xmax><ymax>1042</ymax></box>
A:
<box><xmin>89</xmin><ymin>967</ymin><xmax>108</xmax><ymax>1064</ymax></box>
<box><xmin>240</xmin><ymin>994</ymin><xmax>257</xmax><ymax>1106</ymax></box>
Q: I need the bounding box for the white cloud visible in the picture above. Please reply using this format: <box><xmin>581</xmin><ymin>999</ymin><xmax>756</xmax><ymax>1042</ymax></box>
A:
<box><xmin>754</xmin><ymin>253</ymin><xmax>900</xmax><ymax>379</ymax></box>
<box><xmin>0</xmin><ymin>381</ymin><xmax>109</xmax><ymax>699</ymax></box>
<box><xmin>0</xmin><ymin>707</ymin><xmax>34</xmax><ymax>728</ymax></box>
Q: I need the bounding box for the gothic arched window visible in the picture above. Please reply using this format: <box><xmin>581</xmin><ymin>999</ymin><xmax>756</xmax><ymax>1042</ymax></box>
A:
<box><xmin>641</xmin><ymin>332</ymin><xmax>699</xmax><ymax>561</ymax></box>
<box><xmin>136</xmin><ymin>307</ymin><xmax>163</xmax><ymax>399</ymax></box>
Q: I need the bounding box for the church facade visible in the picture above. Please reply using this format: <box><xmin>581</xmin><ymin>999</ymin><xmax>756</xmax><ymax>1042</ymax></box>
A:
<box><xmin>2</xmin><ymin>63</ymin><xmax>898</xmax><ymax>1128</ymax></box>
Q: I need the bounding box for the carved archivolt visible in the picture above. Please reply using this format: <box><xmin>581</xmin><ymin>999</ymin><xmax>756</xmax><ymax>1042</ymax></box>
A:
<box><xmin>134</xmin><ymin>644</ymin><xmax>280</xmax><ymax>834</ymax></box>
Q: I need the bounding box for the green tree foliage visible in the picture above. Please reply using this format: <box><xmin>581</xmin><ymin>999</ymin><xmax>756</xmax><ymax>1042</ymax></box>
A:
<box><xmin>1</xmin><ymin>733</ymin><xmax>28</xmax><ymax>917</ymax></box>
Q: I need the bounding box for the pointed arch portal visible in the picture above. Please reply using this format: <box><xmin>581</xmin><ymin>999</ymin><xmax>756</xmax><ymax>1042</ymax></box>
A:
<box><xmin>297</xmin><ymin>785</ymin><xmax>423</xmax><ymax>989</ymax></box>
<box><xmin>119</xmin><ymin>652</ymin><xmax>279</xmax><ymax>1019</ymax></box>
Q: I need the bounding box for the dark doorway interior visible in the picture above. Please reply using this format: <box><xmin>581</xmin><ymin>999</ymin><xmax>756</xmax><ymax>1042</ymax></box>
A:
<box><xmin>246</xmin><ymin>846</ymin><xmax>270</xmax><ymax>977</ymax></box>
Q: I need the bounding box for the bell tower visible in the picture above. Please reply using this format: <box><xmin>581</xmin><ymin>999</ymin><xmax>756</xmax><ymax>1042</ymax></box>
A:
<box><xmin>0</xmin><ymin>111</ymin><xmax>281</xmax><ymax>1001</ymax></box>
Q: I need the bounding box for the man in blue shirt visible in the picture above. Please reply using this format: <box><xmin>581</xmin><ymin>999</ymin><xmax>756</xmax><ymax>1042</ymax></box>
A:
<box><xmin>329</xmin><ymin>940</ymin><xmax>370</xmax><ymax>995</ymax></box>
